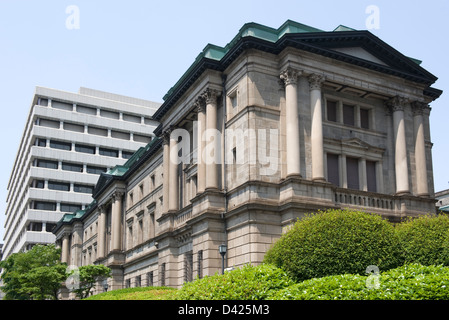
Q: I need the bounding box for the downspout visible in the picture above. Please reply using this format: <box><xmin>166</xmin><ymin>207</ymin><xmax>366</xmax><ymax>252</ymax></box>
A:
<box><xmin>221</xmin><ymin>73</ymin><xmax>228</xmax><ymax>271</ymax></box>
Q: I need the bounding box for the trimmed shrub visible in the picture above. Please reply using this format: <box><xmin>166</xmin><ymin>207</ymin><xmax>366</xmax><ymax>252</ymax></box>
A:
<box><xmin>173</xmin><ymin>264</ymin><xmax>294</xmax><ymax>300</ymax></box>
<box><xmin>396</xmin><ymin>214</ymin><xmax>449</xmax><ymax>266</ymax></box>
<box><xmin>269</xmin><ymin>264</ymin><xmax>449</xmax><ymax>300</ymax></box>
<box><xmin>263</xmin><ymin>209</ymin><xmax>403</xmax><ymax>282</ymax></box>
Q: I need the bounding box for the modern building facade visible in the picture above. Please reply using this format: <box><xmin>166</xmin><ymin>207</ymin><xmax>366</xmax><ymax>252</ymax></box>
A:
<box><xmin>53</xmin><ymin>20</ymin><xmax>442</xmax><ymax>296</ymax></box>
<box><xmin>3</xmin><ymin>87</ymin><xmax>160</xmax><ymax>258</ymax></box>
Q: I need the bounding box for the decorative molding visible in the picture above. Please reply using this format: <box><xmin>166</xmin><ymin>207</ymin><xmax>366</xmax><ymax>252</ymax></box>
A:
<box><xmin>411</xmin><ymin>101</ymin><xmax>428</xmax><ymax>116</ymax></box>
<box><xmin>202</xmin><ymin>88</ymin><xmax>220</xmax><ymax>105</ymax></box>
<box><xmin>385</xmin><ymin>95</ymin><xmax>409</xmax><ymax>112</ymax></box>
<box><xmin>280</xmin><ymin>67</ymin><xmax>301</xmax><ymax>86</ymax></box>
<box><xmin>308</xmin><ymin>73</ymin><xmax>326</xmax><ymax>90</ymax></box>
<box><xmin>194</xmin><ymin>96</ymin><xmax>206</xmax><ymax>113</ymax></box>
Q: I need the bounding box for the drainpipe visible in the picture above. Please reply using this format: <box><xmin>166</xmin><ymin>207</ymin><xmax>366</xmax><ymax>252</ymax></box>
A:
<box><xmin>221</xmin><ymin>73</ymin><xmax>228</xmax><ymax>271</ymax></box>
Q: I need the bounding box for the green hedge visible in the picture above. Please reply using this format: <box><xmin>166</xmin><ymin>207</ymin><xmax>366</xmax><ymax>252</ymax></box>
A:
<box><xmin>269</xmin><ymin>263</ymin><xmax>449</xmax><ymax>300</ymax></box>
<box><xmin>263</xmin><ymin>209</ymin><xmax>403</xmax><ymax>282</ymax></box>
<box><xmin>173</xmin><ymin>264</ymin><xmax>294</xmax><ymax>300</ymax></box>
<box><xmin>396</xmin><ymin>214</ymin><xmax>449</xmax><ymax>266</ymax></box>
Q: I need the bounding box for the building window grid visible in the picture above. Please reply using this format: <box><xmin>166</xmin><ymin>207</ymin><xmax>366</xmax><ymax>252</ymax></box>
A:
<box><xmin>325</xmin><ymin>98</ymin><xmax>373</xmax><ymax>130</ymax></box>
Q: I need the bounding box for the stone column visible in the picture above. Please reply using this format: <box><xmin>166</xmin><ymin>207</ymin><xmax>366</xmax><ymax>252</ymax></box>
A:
<box><xmin>162</xmin><ymin>132</ymin><xmax>170</xmax><ymax>213</ymax></box>
<box><xmin>97</xmin><ymin>206</ymin><xmax>106</xmax><ymax>259</ymax></box>
<box><xmin>412</xmin><ymin>101</ymin><xmax>429</xmax><ymax>196</ymax></box>
<box><xmin>388</xmin><ymin>96</ymin><xmax>410</xmax><ymax>195</ymax></box>
<box><xmin>203</xmin><ymin>88</ymin><xmax>220</xmax><ymax>190</ymax></box>
<box><xmin>280</xmin><ymin>67</ymin><xmax>301</xmax><ymax>177</ymax></box>
<box><xmin>61</xmin><ymin>233</ymin><xmax>70</xmax><ymax>264</ymax></box>
<box><xmin>196</xmin><ymin>97</ymin><xmax>207</xmax><ymax>193</ymax></box>
<box><xmin>169</xmin><ymin>129</ymin><xmax>179</xmax><ymax>211</ymax></box>
<box><xmin>308</xmin><ymin>73</ymin><xmax>326</xmax><ymax>181</ymax></box>
<box><xmin>111</xmin><ymin>191</ymin><xmax>123</xmax><ymax>251</ymax></box>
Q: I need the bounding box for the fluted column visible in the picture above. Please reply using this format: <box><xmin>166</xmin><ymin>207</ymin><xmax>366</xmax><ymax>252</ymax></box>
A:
<box><xmin>308</xmin><ymin>73</ymin><xmax>326</xmax><ymax>181</ymax></box>
<box><xmin>388</xmin><ymin>96</ymin><xmax>410</xmax><ymax>195</ymax></box>
<box><xmin>162</xmin><ymin>132</ymin><xmax>170</xmax><ymax>213</ymax></box>
<box><xmin>97</xmin><ymin>205</ymin><xmax>106</xmax><ymax>259</ymax></box>
<box><xmin>61</xmin><ymin>233</ymin><xmax>70</xmax><ymax>263</ymax></box>
<box><xmin>111</xmin><ymin>191</ymin><xmax>123</xmax><ymax>251</ymax></box>
<box><xmin>412</xmin><ymin>101</ymin><xmax>429</xmax><ymax>196</ymax></box>
<box><xmin>196</xmin><ymin>97</ymin><xmax>206</xmax><ymax>193</ymax></box>
<box><xmin>280</xmin><ymin>67</ymin><xmax>301</xmax><ymax>177</ymax></box>
<box><xmin>203</xmin><ymin>88</ymin><xmax>220</xmax><ymax>190</ymax></box>
<box><xmin>169</xmin><ymin>128</ymin><xmax>179</xmax><ymax>211</ymax></box>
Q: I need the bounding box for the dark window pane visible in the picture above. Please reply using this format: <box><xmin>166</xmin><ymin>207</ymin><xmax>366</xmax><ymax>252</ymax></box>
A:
<box><xmin>75</xmin><ymin>144</ymin><xmax>96</xmax><ymax>154</ymax></box>
<box><xmin>86</xmin><ymin>165</ymin><xmax>107</xmax><ymax>175</ymax></box>
<box><xmin>74</xmin><ymin>184</ymin><xmax>94</xmax><ymax>194</ymax></box>
<box><xmin>62</xmin><ymin>162</ymin><xmax>83</xmax><ymax>173</ymax></box>
<box><xmin>360</xmin><ymin>108</ymin><xmax>370</xmax><ymax>129</ymax></box>
<box><xmin>366</xmin><ymin>161</ymin><xmax>377</xmax><ymax>192</ymax></box>
<box><xmin>48</xmin><ymin>181</ymin><xmax>70</xmax><ymax>192</ymax></box>
<box><xmin>36</xmin><ymin>159</ymin><xmax>58</xmax><ymax>169</ymax></box>
<box><xmin>327</xmin><ymin>100</ymin><xmax>337</xmax><ymax>122</ymax></box>
<box><xmin>327</xmin><ymin>154</ymin><xmax>339</xmax><ymax>186</ymax></box>
<box><xmin>346</xmin><ymin>157</ymin><xmax>359</xmax><ymax>190</ymax></box>
<box><xmin>50</xmin><ymin>140</ymin><xmax>72</xmax><ymax>151</ymax></box>
<box><xmin>60</xmin><ymin>203</ymin><xmax>82</xmax><ymax>213</ymax></box>
<box><xmin>343</xmin><ymin>104</ymin><xmax>355</xmax><ymax>126</ymax></box>
<box><xmin>34</xmin><ymin>201</ymin><xmax>56</xmax><ymax>211</ymax></box>
<box><xmin>99</xmin><ymin>147</ymin><xmax>118</xmax><ymax>158</ymax></box>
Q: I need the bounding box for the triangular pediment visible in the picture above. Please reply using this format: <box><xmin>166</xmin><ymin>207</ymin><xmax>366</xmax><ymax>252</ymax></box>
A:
<box><xmin>341</xmin><ymin>138</ymin><xmax>384</xmax><ymax>153</ymax></box>
<box><xmin>331</xmin><ymin>47</ymin><xmax>389</xmax><ymax>67</ymax></box>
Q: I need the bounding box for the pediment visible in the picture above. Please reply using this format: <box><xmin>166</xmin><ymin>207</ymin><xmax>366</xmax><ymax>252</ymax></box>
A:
<box><xmin>331</xmin><ymin>47</ymin><xmax>389</xmax><ymax>67</ymax></box>
<box><xmin>341</xmin><ymin>138</ymin><xmax>384</xmax><ymax>154</ymax></box>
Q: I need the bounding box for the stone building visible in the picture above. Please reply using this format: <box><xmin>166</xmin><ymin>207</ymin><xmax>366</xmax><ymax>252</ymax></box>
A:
<box><xmin>53</xmin><ymin>20</ymin><xmax>442</xmax><ymax>295</ymax></box>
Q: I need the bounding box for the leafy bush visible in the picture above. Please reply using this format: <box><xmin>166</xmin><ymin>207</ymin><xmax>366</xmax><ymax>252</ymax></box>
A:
<box><xmin>173</xmin><ymin>264</ymin><xmax>294</xmax><ymax>300</ymax></box>
<box><xmin>263</xmin><ymin>209</ymin><xmax>403</xmax><ymax>282</ymax></box>
<box><xmin>269</xmin><ymin>264</ymin><xmax>449</xmax><ymax>300</ymax></box>
<box><xmin>396</xmin><ymin>214</ymin><xmax>449</xmax><ymax>266</ymax></box>
<box><xmin>84</xmin><ymin>286</ymin><xmax>176</xmax><ymax>300</ymax></box>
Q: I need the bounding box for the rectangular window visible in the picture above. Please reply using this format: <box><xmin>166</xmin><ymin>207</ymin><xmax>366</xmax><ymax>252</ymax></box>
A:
<box><xmin>360</xmin><ymin>108</ymin><xmax>370</xmax><ymax>129</ymax></box>
<box><xmin>36</xmin><ymin>159</ymin><xmax>58</xmax><ymax>169</ymax></box>
<box><xmin>75</xmin><ymin>144</ymin><xmax>96</xmax><ymax>154</ymax></box>
<box><xmin>99</xmin><ymin>147</ymin><xmax>118</xmax><ymax>158</ymax></box>
<box><xmin>62</xmin><ymin>162</ymin><xmax>83</xmax><ymax>173</ymax></box>
<box><xmin>327</xmin><ymin>154</ymin><xmax>340</xmax><ymax>186</ymax></box>
<box><xmin>122</xmin><ymin>151</ymin><xmax>134</xmax><ymax>159</ymax></box>
<box><xmin>343</xmin><ymin>104</ymin><xmax>355</xmax><ymax>126</ymax></box>
<box><xmin>48</xmin><ymin>181</ymin><xmax>70</xmax><ymax>192</ymax></box>
<box><xmin>33</xmin><ymin>201</ymin><xmax>56</xmax><ymax>211</ymax></box>
<box><xmin>35</xmin><ymin>138</ymin><xmax>47</xmax><ymax>147</ymax></box>
<box><xmin>86</xmin><ymin>165</ymin><xmax>107</xmax><ymax>175</ymax></box>
<box><xmin>46</xmin><ymin>223</ymin><xmax>56</xmax><ymax>232</ymax></box>
<box><xmin>74</xmin><ymin>184</ymin><xmax>94</xmax><ymax>194</ymax></box>
<box><xmin>346</xmin><ymin>157</ymin><xmax>359</xmax><ymax>190</ymax></box>
<box><xmin>366</xmin><ymin>161</ymin><xmax>377</xmax><ymax>192</ymax></box>
<box><xmin>147</xmin><ymin>272</ymin><xmax>154</xmax><ymax>287</ymax></box>
<box><xmin>60</xmin><ymin>203</ymin><xmax>82</xmax><ymax>213</ymax></box>
<box><xmin>37</xmin><ymin>98</ymin><xmax>48</xmax><ymax>106</ymax></box>
<box><xmin>33</xmin><ymin>180</ymin><xmax>45</xmax><ymax>189</ymax></box>
<box><xmin>326</xmin><ymin>100</ymin><xmax>337</xmax><ymax>122</ymax></box>
<box><xmin>50</xmin><ymin>140</ymin><xmax>72</xmax><ymax>151</ymax></box>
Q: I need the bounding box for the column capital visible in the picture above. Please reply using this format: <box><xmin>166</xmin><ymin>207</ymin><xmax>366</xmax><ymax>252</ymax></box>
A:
<box><xmin>280</xmin><ymin>67</ymin><xmax>301</xmax><ymax>86</ymax></box>
<box><xmin>411</xmin><ymin>100</ymin><xmax>429</xmax><ymax>116</ymax></box>
<box><xmin>202</xmin><ymin>88</ymin><xmax>220</xmax><ymax>105</ymax></box>
<box><xmin>194</xmin><ymin>96</ymin><xmax>206</xmax><ymax>113</ymax></box>
<box><xmin>386</xmin><ymin>95</ymin><xmax>409</xmax><ymax>112</ymax></box>
<box><xmin>112</xmin><ymin>190</ymin><xmax>124</xmax><ymax>202</ymax></box>
<box><xmin>308</xmin><ymin>73</ymin><xmax>325</xmax><ymax>91</ymax></box>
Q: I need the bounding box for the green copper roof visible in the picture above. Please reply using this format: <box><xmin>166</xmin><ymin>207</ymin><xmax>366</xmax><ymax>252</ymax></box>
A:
<box><xmin>162</xmin><ymin>20</ymin><xmax>324</xmax><ymax>101</ymax></box>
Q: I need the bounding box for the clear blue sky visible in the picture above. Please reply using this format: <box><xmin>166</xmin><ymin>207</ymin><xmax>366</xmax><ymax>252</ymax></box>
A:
<box><xmin>1</xmin><ymin>0</ymin><xmax>448</xmax><ymax>241</ymax></box>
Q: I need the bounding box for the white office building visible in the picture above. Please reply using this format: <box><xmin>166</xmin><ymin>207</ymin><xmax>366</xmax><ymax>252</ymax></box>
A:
<box><xmin>2</xmin><ymin>86</ymin><xmax>160</xmax><ymax>258</ymax></box>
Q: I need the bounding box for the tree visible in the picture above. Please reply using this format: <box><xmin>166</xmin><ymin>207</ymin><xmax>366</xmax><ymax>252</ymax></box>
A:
<box><xmin>0</xmin><ymin>244</ymin><xmax>67</xmax><ymax>300</ymax></box>
<box><xmin>68</xmin><ymin>264</ymin><xmax>111</xmax><ymax>299</ymax></box>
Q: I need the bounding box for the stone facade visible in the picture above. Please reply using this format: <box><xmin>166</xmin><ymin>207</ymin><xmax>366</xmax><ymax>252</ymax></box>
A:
<box><xmin>53</xmin><ymin>20</ymin><xmax>442</xmax><ymax>297</ymax></box>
